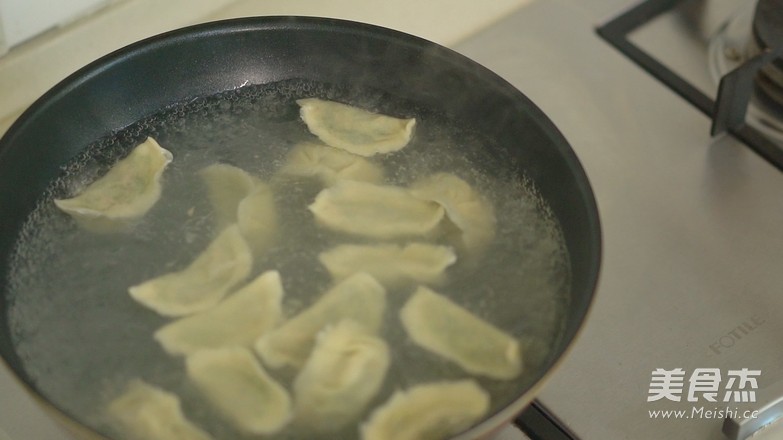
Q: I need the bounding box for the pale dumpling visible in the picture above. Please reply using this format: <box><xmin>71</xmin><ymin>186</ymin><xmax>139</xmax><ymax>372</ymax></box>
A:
<box><xmin>319</xmin><ymin>243</ymin><xmax>456</xmax><ymax>287</ymax></box>
<box><xmin>360</xmin><ymin>380</ymin><xmax>490</xmax><ymax>440</ymax></box>
<box><xmin>278</xmin><ymin>141</ymin><xmax>385</xmax><ymax>186</ymax></box>
<box><xmin>154</xmin><ymin>270</ymin><xmax>284</xmax><ymax>356</ymax></box>
<box><xmin>186</xmin><ymin>347</ymin><xmax>292</xmax><ymax>435</ymax></box>
<box><xmin>236</xmin><ymin>183</ymin><xmax>278</xmax><ymax>255</ymax></box>
<box><xmin>107</xmin><ymin>379</ymin><xmax>212</xmax><ymax>440</ymax></box>
<box><xmin>308</xmin><ymin>181</ymin><xmax>444</xmax><ymax>239</ymax></box>
<box><xmin>54</xmin><ymin>137</ymin><xmax>173</xmax><ymax>233</ymax></box>
<box><xmin>255</xmin><ymin>272</ymin><xmax>386</xmax><ymax>369</ymax></box>
<box><xmin>400</xmin><ymin>286</ymin><xmax>522</xmax><ymax>380</ymax></box>
<box><xmin>410</xmin><ymin>172</ymin><xmax>496</xmax><ymax>252</ymax></box>
<box><xmin>298</xmin><ymin>98</ymin><xmax>415</xmax><ymax>157</ymax></box>
<box><xmin>293</xmin><ymin>320</ymin><xmax>390</xmax><ymax>432</ymax></box>
<box><xmin>198</xmin><ymin>163</ymin><xmax>257</xmax><ymax>229</ymax></box>
<box><xmin>199</xmin><ymin>163</ymin><xmax>278</xmax><ymax>256</ymax></box>
<box><xmin>128</xmin><ymin>224</ymin><xmax>252</xmax><ymax>317</ymax></box>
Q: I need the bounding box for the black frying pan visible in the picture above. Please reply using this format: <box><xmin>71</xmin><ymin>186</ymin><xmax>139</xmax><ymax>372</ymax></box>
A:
<box><xmin>0</xmin><ymin>16</ymin><xmax>600</xmax><ymax>439</ymax></box>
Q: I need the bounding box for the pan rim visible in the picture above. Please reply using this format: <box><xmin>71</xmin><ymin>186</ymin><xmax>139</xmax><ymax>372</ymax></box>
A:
<box><xmin>0</xmin><ymin>15</ymin><xmax>602</xmax><ymax>440</ymax></box>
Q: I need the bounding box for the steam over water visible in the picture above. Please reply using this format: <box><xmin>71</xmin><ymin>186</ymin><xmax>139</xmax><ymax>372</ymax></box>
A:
<box><xmin>6</xmin><ymin>79</ymin><xmax>570</xmax><ymax>439</ymax></box>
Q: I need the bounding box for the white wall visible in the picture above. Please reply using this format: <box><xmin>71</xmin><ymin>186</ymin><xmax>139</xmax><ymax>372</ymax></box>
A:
<box><xmin>0</xmin><ymin>0</ymin><xmax>112</xmax><ymax>53</ymax></box>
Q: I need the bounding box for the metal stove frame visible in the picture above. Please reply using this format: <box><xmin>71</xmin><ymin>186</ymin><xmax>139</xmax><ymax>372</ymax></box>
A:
<box><xmin>597</xmin><ymin>0</ymin><xmax>783</xmax><ymax>171</ymax></box>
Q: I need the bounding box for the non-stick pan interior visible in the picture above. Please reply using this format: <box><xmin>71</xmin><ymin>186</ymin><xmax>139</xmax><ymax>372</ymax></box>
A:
<box><xmin>0</xmin><ymin>16</ymin><xmax>600</xmax><ymax>439</ymax></box>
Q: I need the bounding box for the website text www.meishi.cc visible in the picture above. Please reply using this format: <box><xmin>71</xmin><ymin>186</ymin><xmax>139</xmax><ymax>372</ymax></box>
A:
<box><xmin>648</xmin><ymin>406</ymin><xmax>759</xmax><ymax>420</ymax></box>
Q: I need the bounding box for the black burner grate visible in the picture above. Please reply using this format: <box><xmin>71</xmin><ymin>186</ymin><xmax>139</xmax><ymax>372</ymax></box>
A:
<box><xmin>753</xmin><ymin>0</ymin><xmax>783</xmax><ymax>108</ymax></box>
<box><xmin>753</xmin><ymin>0</ymin><xmax>783</xmax><ymax>54</ymax></box>
<box><xmin>515</xmin><ymin>400</ymin><xmax>579</xmax><ymax>440</ymax></box>
<box><xmin>597</xmin><ymin>0</ymin><xmax>783</xmax><ymax>171</ymax></box>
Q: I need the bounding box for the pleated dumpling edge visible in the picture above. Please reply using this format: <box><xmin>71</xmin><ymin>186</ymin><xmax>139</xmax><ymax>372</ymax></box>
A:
<box><xmin>54</xmin><ymin>137</ymin><xmax>173</xmax><ymax>233</ymax></box>
<box><xmin>128</xmin><ymin>224</ymin><xmax>253</xmax><ymax>317</ymax></box>
<box><xmin>297</xmin><ymin>98</ymin><xmax>415</xmax><ymax>157</ymax></box>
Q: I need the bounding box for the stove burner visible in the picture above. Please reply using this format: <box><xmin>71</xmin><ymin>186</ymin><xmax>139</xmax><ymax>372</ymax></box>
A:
<box><xmin>598</xmin><ymin>0</ymin><xmax>783</xmax><ymax>171</ymax></box>
<box><xmin>708</xmin><ymin>0</ymin><xmax>783</xmax><ymax>140</ymax></box>
<box><xmin>752</xmin><ymin>0</ymin><xmax>783</xmax><ymax>109</ymax></box>
<box><xmin>753</xmin><ymin>0</ymin><xmax>783</xmax><ymax>52</ymax></box>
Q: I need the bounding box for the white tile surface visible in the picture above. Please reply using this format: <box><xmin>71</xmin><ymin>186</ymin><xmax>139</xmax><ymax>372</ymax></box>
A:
<box><xmin>0</xmin><ymin>0</ymin><xmax>238</xmax><ymax>134</ymax></box>
<box><xmin>0</xmin><ymin>0</ymin><xmax>113</xmax><ymax>48</ymax></box>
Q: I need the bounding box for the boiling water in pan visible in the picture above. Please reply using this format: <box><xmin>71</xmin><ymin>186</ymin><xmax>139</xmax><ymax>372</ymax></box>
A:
<box><xmin>6</xmin><ymin>79</ymin><xmax>570</xmax><ymax>439</ymax></box>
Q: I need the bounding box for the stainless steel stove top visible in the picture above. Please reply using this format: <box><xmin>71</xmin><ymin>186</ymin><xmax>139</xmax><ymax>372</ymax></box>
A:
<box><xmin>456</xmin><ymin>0</ymin><xmax>783</xmax><ymax>438</ymax></box>
<box><xmin>2</xmin><ymin>0</ymin><xmax>783</xmax><ymax>439</ymax></box>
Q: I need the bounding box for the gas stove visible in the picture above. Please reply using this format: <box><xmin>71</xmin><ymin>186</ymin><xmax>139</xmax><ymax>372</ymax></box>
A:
<box><xmin>598</xmin><ymin>0</ymin><xmax>783</xmax><ymax>170</ymax></box>
<box><xmin>1</xmin><ymin>0</ymin><xmax>783</xmax><ymax>439</ymax></box>
<box><xmin>457</xmin><ymin>0</ymin><xmax>783</xmax><ymax>438</ymax></box>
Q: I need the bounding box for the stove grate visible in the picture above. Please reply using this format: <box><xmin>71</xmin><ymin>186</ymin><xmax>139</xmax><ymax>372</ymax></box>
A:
<box><xmin>597</xmin><ymin>0</ymin><xmax>783</xmax><ymax>171</ymax></box>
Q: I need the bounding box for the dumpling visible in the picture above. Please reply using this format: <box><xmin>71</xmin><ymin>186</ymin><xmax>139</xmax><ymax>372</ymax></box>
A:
<box><xmin>255</xmin><ymin>273</ymin><xmax>386</xmax><ymax>369</ymax></box>
<box><xmin>154</xmin><ymin>270</ymin><xmax>284</xmax><ymax>356</ymax></box>
<box><xmin>199</xmin><ymin>164</ymin><xmax>278</xmax><ymax>256</ymax></box>
<box><xmin>409</xmin><ymin>173</ymin><xmax>496</xmax><ymax>252</ymax></box>
<box><xmin>54</xmin><ymin>137</ymin><xmax>173</xmax><ymax>233</ymax></box>
<box><xmin>128</xmin><ymin>224</ymin><xmax>253</xmax><ymax>317</ymax></box>
<box><xmin>308</xmin><ymin>181</ymin><xmax>444</xmax><ymax>239</ymax></box>
<box><xmin>400</xmin><ymin>286</ymin><xmax>522</xmax><ymax>380</ymax></box>
<box><xmin>293</xmin><ymin>320</ymin><xmax>390</xmax><ymax>432</ymax></box>
<box><xmin>319</xmin><ymin>243</ymin><xmax>456</xmax><ymax>287</ymax></box>
<box><xmin>186</xmin><ymin>347</ymin><xmax>292</xmax><ymax>435</ymax></box>
<box><xmin>278</xmin><ymin>141</ymin><xmax>385</xmax><ymax>186</ymax></box>
<box><xmin>107</xmin><ymin>379</ymin><xmax>212</xmax><ymax>440</ymax></box>
<box><xmin>360</xmin><ymin>380</ymin><xmax>489</xmax><ymax>440</ymax></box>
<box><xmin>298</xmin><ymin>98</ymin><xmax>416</xmax><ymax>157</ymax></box>
<box><xmin>198</xmin><ymin>163</ymin><xmax>257</xmax><ymax>229</ymax></box>
<box><xmin>236</xmin><ymin>183</ymin><xmax>278</xmax><ymax>256</ymax></box>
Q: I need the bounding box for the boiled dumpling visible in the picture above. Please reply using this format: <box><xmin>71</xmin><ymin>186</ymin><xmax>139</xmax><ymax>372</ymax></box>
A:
<box><xmin>198</xmin><ymin>163</ymin><xmax>257</xmax><ymax>229</ymax></box>
<box><xmin>199</xmin><ymin>164</ymin><xmax>278</xmax><ymax>256</ymax></box>
<box><xmin>400</xmin><ymin>286</ymin><xmax>522</xmax><ymax>380</ymax></box>
<box><xmin>360</xmin><ymin>380</ymin><xmax>489</xmax><ymax>440</ymax></box>
<box><xmin>293</xmin><ymin>320</ymin><xmax>390</xmax><ymax>432</ymax></box>
<box><xmin>319</xmin><ymin>243</ymin><xmax>456</xmax><ymax>287</ymax></box>
<box><xmin>107</xmin><ymin>379</ymin><xmax>212</xmax><ymax>440</ymax></box>
<box><xmin>54</xmin><ymin>137</ymin><xmax>173</xmax><ymax>233</ymax></box>
<box><xmin>410</xmin><ymin>173</ymin><xmax>496</xmax><ymax>252</ymax></box>
<box><xmin>186</xmin><ymin>347</ymin><xmax>292</xmax><ymax>435</ymax></box>
<box><xmin>298</xmin><ymin>98</ymin><xmax>415</xmax><ymax>157</ymax></box>
<box><xmin>255</xmin><ymin>273</ymin><xmax>386</xmax><ymax>369</ymax></box>
<box><xmin>278</xmin><ymin>141</ymin><xmax>385</xmax><ymax>186</ymax></box>
<box><xmin>308</xmin><ymin>181</ymin><xmax>444</xmax><ymax>239</ymax></box>
<box><xmin>154</xmin><ymin>270</ymin><xmax>284</xmax><ymax>356</ymax></box>
<box><xmin>128</xmin><ymin>224</ymin><xmax>253</xmax><ymax>317</ymax></box>
<box><xmin>236</xmin><ymin>183</ymin><xmax>278</xmax><ymax>255</ymax></box>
